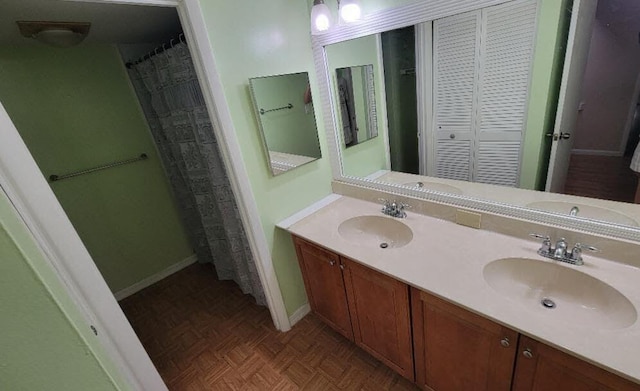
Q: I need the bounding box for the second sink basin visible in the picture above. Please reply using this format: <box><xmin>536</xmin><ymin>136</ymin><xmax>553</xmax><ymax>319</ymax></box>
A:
<box><xmin>483</xmin><ymin>258</ymin><xmax>637</xmax><ymax>330</ymax></box>
<box><xmin>526</xmin><ymin>201</ymin><xmax>638</xmax><ymax>227</ymax></box>
<box><xmin>338</xmin><ymin>215</ymin><xmax>413</xmax><ymax>248</ymax></box>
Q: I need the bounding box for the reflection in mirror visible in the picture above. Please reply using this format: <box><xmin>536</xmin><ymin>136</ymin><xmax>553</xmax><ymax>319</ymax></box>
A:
<box><xmin>325</xmin><ymin>34</ymin><xmax>387</xmax><ymax>178</ymax></box>
<box><xmin>249</xmin><ymin>72</ymin><xmax>322</xmax><ymax>176</ymax></box>
<box><xmin>335</xmin><ymin>65</ymin><xmax>378</xmax><ymax>147</ymax></box>
<box><xmin>323</xmin><ymin>0</ymin><xmax>640</xmax><ymax>230</ymax></box>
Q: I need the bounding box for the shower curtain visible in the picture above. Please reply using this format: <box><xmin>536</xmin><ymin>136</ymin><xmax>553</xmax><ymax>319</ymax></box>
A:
<box><xmin>127</xmin><ymin>42</ymin><xmax>266</xmax><ymax>306</ymax></box>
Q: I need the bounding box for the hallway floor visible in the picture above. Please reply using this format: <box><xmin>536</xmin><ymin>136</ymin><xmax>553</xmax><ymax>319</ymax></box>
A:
<box><xmin>563</xmin><ymin>154</ymin><xmax>636</xmax><ymax>203</ymax></box>
<box><xmin>119</xmin><ymin>263</ymin><xmax>418</xmax><ymax>390</ymax></box>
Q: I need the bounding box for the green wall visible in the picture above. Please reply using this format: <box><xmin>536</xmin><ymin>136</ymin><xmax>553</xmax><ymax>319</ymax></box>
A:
<box><xmin>0</xmin><ymin>189</ymin><xmax>128</xmax><ymax>391</ymax></box>
<box><xmin>250</xmin><ymin>72</ymin><xmax>321</xmax><ymax>158</ymax></box>
<box><xmin>520</xmin><ymin>0</ymin><xmax>570</xmax><ymax>190</ymax></box>
<box><xmin>0</xmin><ymin>45</ymin><xmax>193</xmax><ymax>293</ymax></box>
<box><xmin>199</xmin><ymin>0</ymin><xmax>333</xmax><ymax>315</ymax></box>
<box><xmin>325</xmin><ymin>35</ymin><xmax>389</xmax><ymax>178</ymax></box>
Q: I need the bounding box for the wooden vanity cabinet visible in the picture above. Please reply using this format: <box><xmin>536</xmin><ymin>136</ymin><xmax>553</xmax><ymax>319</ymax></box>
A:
<box><xmin>512</xmin><ymin>335</ymin><xmax>640</xmax><ymax>391</ymax></box>
<box><xmin>293</xmin><ymin>236</ymin><xmax>414</xmax><ymax>380</ymax></box>
<box><xmin>293</xmin><ymin>236</ymin><xmax>353</xmax><ymax>340</ymax></box>
<box><xmin>341</xmin><ymin>257</ymin><xmax>414</xmax><ymax>380</ymax></box>
<box><xmin>411</xmin><ymin>288</ymin><xmax>518</xmax><ymax>391</ymax></box>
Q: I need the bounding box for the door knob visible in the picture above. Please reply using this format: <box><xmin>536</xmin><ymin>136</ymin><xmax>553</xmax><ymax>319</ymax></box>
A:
<box><xmin>523</xmin><ymin>348</ymin><xmax>533</xmax><ymax>359</ymax></box>
<box><xmin>449</xmin><ymin>134</ymin><xmax>456</xmax><ymax>139</ymax></box>
<box><xmin>560</xmin><ymin>132</ymin><xmax>571</xmax><ymax>140</ymax></box>
<box><xmin>329</xmin><ymin>260</ymin><xmax>336</xmax><ymax>266</ymax></box>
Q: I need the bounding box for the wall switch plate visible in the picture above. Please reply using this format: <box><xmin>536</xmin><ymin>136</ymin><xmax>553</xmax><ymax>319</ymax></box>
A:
<box><xmin>456</xmin><ymin>210</ymin><xmax>482</xmax><ymax>229</ymax></box>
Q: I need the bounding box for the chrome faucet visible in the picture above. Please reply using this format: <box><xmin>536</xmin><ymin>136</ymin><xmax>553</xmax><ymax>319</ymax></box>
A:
<box><xmin>379</xmin><ymin>199</ymin><xmax>409</xmax><ymax>218</ymax></box>
<box><xmin>530</xmin><ymin>234</ymin><xmax>599</xmax><ymax>266</ymax></box>
<box><xmin>569</xmin><ymin>206</ymin><xmax>579</xmax><ymax>216</ymax></box>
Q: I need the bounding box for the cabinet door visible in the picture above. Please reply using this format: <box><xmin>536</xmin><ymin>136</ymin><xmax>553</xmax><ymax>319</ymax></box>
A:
<box><xmin>342</xmin><ymin>258</ymin><xmax>414</xmax><ymax>380</ymax></box>
<box><xmin>513</xmin><ymin>336</ymin><xmax>640</xmax><ymax>391</ymax></box>
<box><xmin>411</xmin><ymin>288</ymin><xmax>518</xmax><ymax>391</ymax></box>
<box><xmin>293</xmin><ymin>236</ymin><xmax>353</xmax><ymax>340</ymax></box>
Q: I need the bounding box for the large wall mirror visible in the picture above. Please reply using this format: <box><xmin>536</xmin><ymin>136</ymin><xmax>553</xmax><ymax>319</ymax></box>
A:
<box><xmin>249</xmin><ymin>72</ymin><xmax>322</xmax><ymax>176</ymax></box>
<box><xmin>315</xmin><ymin>0</ymin><xmax>640</xmax><ymax>240</ymax></box>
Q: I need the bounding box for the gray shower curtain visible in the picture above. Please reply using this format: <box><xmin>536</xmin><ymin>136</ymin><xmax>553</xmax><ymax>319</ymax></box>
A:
<box><xmin>127</xmin><ymin>42</ymin><xmax>266</xmax><ymax>306</ymax></box>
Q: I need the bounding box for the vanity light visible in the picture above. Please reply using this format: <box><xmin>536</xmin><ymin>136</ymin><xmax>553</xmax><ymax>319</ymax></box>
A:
<box><xmin>311</xmin><ymin>0</ymin><xmax>333</xmax><ymax>35</ymax></box>
<box><xmin>339</xmin><ymin>0</ymin><xmax>362</xmax><ymax>23</ymax></box>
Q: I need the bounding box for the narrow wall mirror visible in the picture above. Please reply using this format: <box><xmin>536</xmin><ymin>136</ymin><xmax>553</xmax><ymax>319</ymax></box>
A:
<box><xmin>314</xmin><ymin>0</ymin><xmax>640</xmax><ymax>240</ymax></box>
<box><xmin>249</xmin><ymin>72</ymin><xmax>322</xmax><ymax>176</ymax></box>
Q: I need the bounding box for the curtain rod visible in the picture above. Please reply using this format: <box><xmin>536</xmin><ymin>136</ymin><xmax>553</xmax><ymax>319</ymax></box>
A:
<box><xmin>125</xmin><ymin>32</ymin><xmax>186</xmax><ymax>69</ymax></box>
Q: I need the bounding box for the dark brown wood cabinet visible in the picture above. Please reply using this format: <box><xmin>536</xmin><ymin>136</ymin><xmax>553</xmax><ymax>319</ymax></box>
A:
<box><xmin>411</xmin><ymin>288</ymin><xmax>518</xmax><ymax>391</ymax></box>
<box><xmin>512</xmin><ymin>335</ymin><xmax>640</xmax><ymax>391</ymax></box>
<box><xmin>293</xmin><ymin>236</ymin><xmax>413</xmax><ymax>380</ymax></box>
<box><xmin>342</xmin><ymin>257</ymin><xmax>414</xmax><ymax>380</ymax></box>
<box><xmin>293</xmin><ymin>235</ymin><xmax>640</xmax><ymax>390</ymax></box>
<box><xmin>293</xmin><ymin>236</ymin><xmax>353</xmax><ymax>340</ymax></box>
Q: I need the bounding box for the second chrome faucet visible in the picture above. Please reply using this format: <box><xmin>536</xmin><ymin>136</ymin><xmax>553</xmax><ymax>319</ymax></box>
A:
<box><xmin>530</xmin><ymin>233</ymin><xmax>599</xmax><ymax>266</ymax></box>
<box><xmin>379</xmin><ymin>199</ymin><xmax>409</xmax><ymax>218</ymax></box>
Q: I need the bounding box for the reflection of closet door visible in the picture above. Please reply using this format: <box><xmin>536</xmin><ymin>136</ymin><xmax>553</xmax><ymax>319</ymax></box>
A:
<box><xmin>432</xmin><ymin>10</ymin><xmax>482</xmax><ymax>181</ymax></box>
<box><xmin>429</xmin><ymin>0</ymin><xmax>538</xmax><ymax>186</ymax></box>
<box><xmin>475</xmin><ymin>0</ymin><xmax>538</xmax><ymax>187</ymax></box>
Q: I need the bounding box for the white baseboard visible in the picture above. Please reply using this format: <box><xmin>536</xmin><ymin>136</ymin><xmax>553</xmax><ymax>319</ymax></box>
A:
<box><xmin>288</xmin><ymin>303</ymin><xmax>311</xmax><ymax>326</ymax></box>
<box><xmin>571</xmin><ymin>149</ymin><xmax>623</xmax><ymax>157</ymax></box>
<box><xmin>114</xmin><ymin>254</ymin><xmax>197</xmax><ymax>301</ymax></box>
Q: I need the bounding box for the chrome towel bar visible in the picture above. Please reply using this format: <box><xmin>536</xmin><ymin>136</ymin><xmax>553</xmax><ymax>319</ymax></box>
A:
<box><xmin>49</xmin><ymin>153</ymin><xmax>148</xmax><ymax>182</ymax></box>
<box><xmin>259</xmin><ymin>103</ymin><xmax>293</xmax><ymax>115</ymax></box>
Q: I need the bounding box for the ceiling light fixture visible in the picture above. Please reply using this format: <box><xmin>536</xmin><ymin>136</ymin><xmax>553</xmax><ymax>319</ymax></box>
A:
<box><xmin>16</xmin><ymin>21</ymin><xmax>91</xmax><ymax>48</ymax></box>
<box><xmin>339</xmin><ymin>0</ymin><xmax>362</xmax><ymax>23</ymax></box>
<box><xmin>311</xmin><ymin>0</ymin><xmax>333</xmax><ymax>35</ymax></box>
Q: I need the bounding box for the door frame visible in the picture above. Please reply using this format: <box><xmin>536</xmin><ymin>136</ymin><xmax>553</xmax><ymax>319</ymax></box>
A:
<box><xmin>0</xmin><ymin>0</ymin><xmax>291</xmax><ymax>389</ymax></box>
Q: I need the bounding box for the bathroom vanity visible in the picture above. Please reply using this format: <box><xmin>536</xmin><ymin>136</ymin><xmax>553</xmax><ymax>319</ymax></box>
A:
<box><xmin>284</xmin><ymin>196</ymin><xmax>640</xmax><ymax>390</ymax></box>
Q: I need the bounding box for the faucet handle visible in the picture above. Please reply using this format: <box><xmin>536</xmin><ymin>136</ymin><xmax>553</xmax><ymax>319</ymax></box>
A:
<box><xmin>573</xmin><ymin>243</ymin><xmax>599</xmax><ymax>253</ymax></box>
<box><xmin>529</xmin><ymin>233</ymin><xmax>550</xmax><ymax>242</ymax></box>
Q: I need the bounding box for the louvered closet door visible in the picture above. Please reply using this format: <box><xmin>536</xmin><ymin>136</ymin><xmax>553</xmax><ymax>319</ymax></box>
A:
<box><xmin>432</xmin><ymin>11</ymin><xmax>481</xmax><ymax>181</ymax></box>
<box><xmin>475</xmin><ymin>0</ymin><xmax>538</xmax><ymax>187</ymax></box>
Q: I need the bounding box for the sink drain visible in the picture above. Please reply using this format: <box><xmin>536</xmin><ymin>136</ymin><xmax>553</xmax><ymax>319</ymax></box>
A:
<box><xmin>541</xmin><ymin>298</ymin><xmax>556</xmax><ymax>309</ymax></box>
<box><xmin>380</xmin><ymin>242</ymin><xmax>389</xmax><ymax>249</ymax></box>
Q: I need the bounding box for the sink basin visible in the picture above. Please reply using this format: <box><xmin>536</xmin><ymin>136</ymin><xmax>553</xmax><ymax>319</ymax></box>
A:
<box><xmin>483</xmin><ymin>258</ymin><xmax>637</xmax><ymax>329</ymax></box>
<box><xmin>526</xmin><ymin>201</ymin><xmax>638</xmax><ymax>227</ymax></box>
<box><xmin>403</xmin><ymin>181</ymin><xmax>462</xmax><ymax>194</ymax></box>
<box><xmin>338</xmin><ymin>215</ymin><xmax>413</xmax><ymax>248</ymax></box>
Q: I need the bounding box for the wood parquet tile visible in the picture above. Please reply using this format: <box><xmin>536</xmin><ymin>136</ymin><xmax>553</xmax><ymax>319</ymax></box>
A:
<box><xmin>119</xmin><ymin>263</ymin><xmax>418</xmax><ymax>390</ymax></box>
<box><xmin>563</xmin><ymin>154</ymin><xmax>636</xmax><ymax>203</ymax></box>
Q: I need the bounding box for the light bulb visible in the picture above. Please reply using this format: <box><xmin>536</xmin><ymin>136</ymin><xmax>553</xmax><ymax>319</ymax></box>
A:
<box><xmin>339</xmin><ymin>0</ymin><xmax>362</xmax><ymax>23</ymax></box>
<box><xmin>311</xmin><ymin>0</ymin><xmax>333</xmax><ymax>35</ymax></box>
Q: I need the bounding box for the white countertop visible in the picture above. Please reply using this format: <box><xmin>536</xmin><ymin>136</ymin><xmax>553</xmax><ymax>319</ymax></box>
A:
<box><xmin>285</xmin><ymin>196</ymin><xmax>640</xmax><ymax>384</ymax></box>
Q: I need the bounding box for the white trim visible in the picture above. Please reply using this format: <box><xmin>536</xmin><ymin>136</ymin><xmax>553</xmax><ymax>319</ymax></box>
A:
<box><xmin>114</xmin><ymin>255</ymin><xmax>197</xmax><ymax>301</ymax></box>
<box><xmin>571</xmin><ymin>149</ymin><xmax>623</xmax><ymax>157</ymax></box>
<box><xmin>178</xmin><ymin>0</ymin><xmax>290</xmax><ymax>332</ymax></box>
<box><xmin>619</xmin><ymin>70</ymin><xmax>640</xmax><ymax>155</ymax></box>
<box><xmin>276</xmin><ymin>194</ymin><xmax>343</xmax><ymax>230</ymax></box>
<box><xmin>288</xmin><ymin>303</ymin><xmax>311</xmax><ymax>326</ymax></box>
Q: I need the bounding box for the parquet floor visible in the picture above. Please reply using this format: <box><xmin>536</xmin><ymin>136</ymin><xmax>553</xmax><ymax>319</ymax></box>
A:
<box><xmin>119</xmin><ymin>263</ymin><xmax>418</xmax><ymax>390</ymax></box>
<box><xmin>563</xmin><ymin>154</ymin><xmax>636</xmax><ymax>203</ymax></box>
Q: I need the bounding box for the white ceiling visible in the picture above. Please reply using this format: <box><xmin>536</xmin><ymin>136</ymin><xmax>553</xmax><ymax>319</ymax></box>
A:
<box><xmin>0</xmin><ymin>0</ymin><xmax>181</xmax><ymax>45</ymax></box>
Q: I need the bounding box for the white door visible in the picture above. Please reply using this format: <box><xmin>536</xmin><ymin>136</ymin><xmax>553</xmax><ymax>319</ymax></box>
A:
<box><xmin>545</xmin><ymin>0</ymin><xmax>597</xmax><ymax>192</ymax></box>
<box><xmin>431</xmin><ymin>11</ymin><xmax>482</xmax><ymax>181</ymax></box>
<box><xmin>475</xmin><ymin>0</ymin><xmax>538</xmax><ymax>187</ymax></box>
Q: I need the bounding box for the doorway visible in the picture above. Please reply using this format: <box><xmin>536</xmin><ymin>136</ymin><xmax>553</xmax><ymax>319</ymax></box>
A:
<box><xmin>548</xmin><ymin>0</ymin><xmax>640</xmax><ymax>203</ymax></box>
<box><xmin>0</xmin><ymin>0</ymin><xmax>287</xmax><ymax>389</ymax></box>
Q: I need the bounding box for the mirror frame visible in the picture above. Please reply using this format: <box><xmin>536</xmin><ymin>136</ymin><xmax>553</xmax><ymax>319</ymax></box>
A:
<box><xmin>312</xmin><ymin>0</ymin><xmax>640</xmax><ymax>242</ymax></box>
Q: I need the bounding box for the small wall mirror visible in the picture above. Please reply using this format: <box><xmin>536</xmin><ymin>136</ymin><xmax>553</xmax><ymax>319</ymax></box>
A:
<box><xmin>335</xmin><ymin>65</ymin><xmax>379</xmax><ymax>148</ymax></box>
<box><xmin>249</xmin><ymin>72</ymin><xmax>322</xmax><ymax>176</ymax></box>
